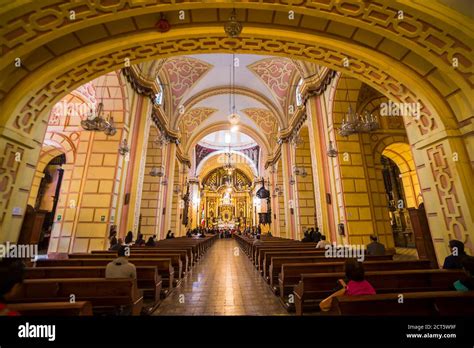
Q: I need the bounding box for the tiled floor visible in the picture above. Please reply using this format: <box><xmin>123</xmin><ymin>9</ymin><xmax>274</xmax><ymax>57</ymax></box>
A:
<box><xmin>153</xmin><ymin>239</ymin><xmax>289</xmax><ymax>316</ymax></box>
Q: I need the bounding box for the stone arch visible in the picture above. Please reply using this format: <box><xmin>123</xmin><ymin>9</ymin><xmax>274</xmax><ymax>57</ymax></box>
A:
<box><xmin>185</xmin><ymin>122</ymin><xmax>271</xmax><ymax>164</ymax></box>
<box><xmin>196</xmin><ymin>150</ymin><xmax>258</xmax><ymax>180</ymax></box>
<box><xmin>27</xmin><ymin>139</ymin><xmax>73</xmax><ymax>210</ymax></box>
<box><xmin>373</xmin><ymin>135</ymin><xmax>412</xmax><ymax>166</ymax></box>
<box><xmin>0</xmin><ymin>3</ymin><xmax>471</xmax><ymax>252</ymax></box>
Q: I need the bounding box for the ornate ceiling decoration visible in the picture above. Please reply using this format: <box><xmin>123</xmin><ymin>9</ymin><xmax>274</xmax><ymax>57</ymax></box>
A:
<box><xmin>248</xmin><ymin>58</ymin><xmax>298</xmax><ymax>112</ymax></box>
<box><xmin>178</xmin><ymin>86</ymin><xmax>284</xmax><ymax>129</ymax></box>
<box><xmin>161</xmin><ymin>57</ymin><xmax>212</xmax><ymax>113</ymax></box>
<box><xmin>179</xmin><ymin>107</ymin><xmax>218</xmax><ymax>134</ymax></box>
<box><xmin>241</xmin><ymin>108</ymin><xmax>278</xmax><ymax>145</ymax></box>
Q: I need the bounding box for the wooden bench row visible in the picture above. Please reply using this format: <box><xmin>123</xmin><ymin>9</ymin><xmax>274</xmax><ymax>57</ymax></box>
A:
<box><xmin>8</xmin><ymin>278</ymin><xmax>144</xmax><ymax>315</ymax></box>
<box><xmin>293</xmin><ymin>269</ymin><xmax>464</xmax><ymax>315</ymax></box>
<box><xmin>8</xmin><ymin>235</ymin><xmax>218</xmax><ymax>316</ymax></box>
<box><xmin>329</xmin><ymin>291</ymin><xmax>474</xmax><ymax>316</ymax></box>
<box><xmin>276</xmin><ymin>259</ymin><xmax>432</xmax><ymax>298</ymax></box>
<box><xmin>235</xmin><ymin>234</ymin><xmax>469</xmax><ymax>317</ymax></box>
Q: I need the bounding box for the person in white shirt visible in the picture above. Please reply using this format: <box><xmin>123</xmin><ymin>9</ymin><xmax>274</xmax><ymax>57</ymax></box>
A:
<box><xmin>316</xmin><ymin>235</ymin><xmax>330</xmax><ymax>249</ymax></box>
<box><xmin>105</xmin><ymin>246</ymin><xmax>137</xmax><ymax>279</ymax></box>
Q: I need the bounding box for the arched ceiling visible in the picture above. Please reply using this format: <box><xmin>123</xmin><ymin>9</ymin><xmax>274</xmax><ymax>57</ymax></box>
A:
<box><xmin>199</xmin><ymin>130</ymin><xmax>257</xmax><ymax>150</ymax></box>
<box><xmin>196</xmin><ymin>150</ymin><xmax>257</xmax><ymax>181</ymax></box>
<box><xmin>135</xmin><ymin>54</ymin><xmax>310</xmax><ymax>152</ymax></box>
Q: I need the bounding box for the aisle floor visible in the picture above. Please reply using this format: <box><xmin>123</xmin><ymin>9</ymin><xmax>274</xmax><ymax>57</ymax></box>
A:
<box><xmin>153</xmin><ymin>239</ymin><xmax>289</xmax><ymax>316</ymax></box>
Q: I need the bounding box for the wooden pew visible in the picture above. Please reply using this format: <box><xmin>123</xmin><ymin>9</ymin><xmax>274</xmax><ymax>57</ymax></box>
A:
<box><xmin>275</xmin><ymin>259</ymin><xmax>432</xmax><ymax>295</ymax></box>
<box><xmin>25</xmin><ymin>266</ymin><xmax>162</xmax><ymax>307</ymax></box>
<box><xmin>293</xmin><ymin>269</ymin><xmax>464</xmax><ymax>315</ymax></box>
<box><xmin>128</xmin><ymin>247</ymin><xmax>193</xmax><ymax>270</ymax></box>
<box><xmin>8</xmin><ymin>301</ymin><xmax>93</xmax><ymax>316</ymax></box>
<box><xmin>261</xmin><ymin>250</ymin><xmax>393</xmax><ymax>278</ymax></box>
<box><xmin>68</xmin><ymin>253</ymin><xmax>183</xmax><ymax>284</ymax></box>
<box><xmin>92</xmin><ymin>249</ymin><xmax>191</xmax><ymax>272</ymax></box>
<box><xmin>252</xmin><ymin>243</ymin><xmax>318</xmax><ymax>263</ymax></box>
<box><xmin>259</xmin><ymin>248</ymin><xmax>394</xmax><ymax>275</ymax></box>
<box><xmin>329</xmin><ymin>291</ymin><xmax>474</xmax><ymax>316</ymax></box>
<box><xmin>36</xmin><ymin>258</ymin><xmax>174</xmax><ymax>297</ymax></box>
<box><xmin>257</xmin><ymin>247</ymin><xmax>323</xmax><ymax>271</ymax></box>
<box><xmin>8</xmin><ymin>278</ymin><xmax>144</xmax><ymax>315</ymax></box>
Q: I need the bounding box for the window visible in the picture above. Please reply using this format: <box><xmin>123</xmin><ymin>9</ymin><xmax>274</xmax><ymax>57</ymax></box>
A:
<box><xmin>296</xmin><ymin>78</ymin><xmax>303</xmax><ymax>107</ymax></box>
<box><xmin>155</xmin><ymin>77</ymin><xmax>164</xmax><ymax>105</ymax></box>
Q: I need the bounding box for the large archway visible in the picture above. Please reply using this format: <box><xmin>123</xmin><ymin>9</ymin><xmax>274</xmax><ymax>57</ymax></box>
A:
<box><xmin>0</xmin><ymin>3</ymin><xmax>472</xmax><ymax>262</ymax></box>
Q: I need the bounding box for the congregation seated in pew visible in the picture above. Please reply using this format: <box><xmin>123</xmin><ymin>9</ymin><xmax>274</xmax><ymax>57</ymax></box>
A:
<box><xmin>105</xmin><ymin>246</ymin><xmax>137</xmax><ymax>280</ymax></box>
<box><xmin>125</xmin><ymin>231</ymin><xmax>134</xmax><ymax>245</ymax></box>
<box><xmin>319</xmin><ymin>259</ymin><xmax>376</xmax><ymax>311</ymax></box>
<box><xmin>145</xmin><ymin>235</ymin><xmax>157</xmax><ymax>247</ymax></box>
<box><xmin>443</xmin><ymin>239</ymin><xmax>468</xmax><ymax>270</ymax></box>
<box><xmin>135</xmin><ymin>234</ymin><xmax>146</xmax><ymax>246</ymax></box>
<box><xmin>366</xmin><ymin>235</ymin><xmax>385</xmax><ymax>256</ymax></box>
<box><xmin>316</xmin><ymin>235</ymin><xmax>330</xmax><ymax>249</ymax></box>
<box><xmin>109</xmin><ymin>238</ymin><xmax>123</xmax><ymax>251</ymax></box>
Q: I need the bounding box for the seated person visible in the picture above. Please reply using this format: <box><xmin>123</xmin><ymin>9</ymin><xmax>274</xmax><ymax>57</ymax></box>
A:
<box><xmin>453</xmin><ymin>256</ymin><xmax>474</xmax><ymax>291</ymax></box>
<box><xmin>319</xmin><ymin>259</ymin><xmax>376</xmax><ymax>311</ymax></box>
<box><xmin>124</xmin><ymin>231</ymin><xmax>134</xmax><ymax>245</ymax></box>
<box><xmin>105</xmin><ymin>246</ymin><xmax>137</xmax><ymax>279</ymax></box>
<box><xmin>443</xmin><ymin>239</ymin><xmax>467</xmax><ymax>269</ymax></box>
<box><xmin>109</xmin><ymin>238</ymin><xmax>123</xmax><ymax>251</ymax></box>
<box><xmin>145</xmin><ymin>235</ymin><xmax>156</xmax><ymax>247</ymax></box>
<box><xmin>252</xmin><ymin>234</ymin><xmax>262</xmax><ymax>245</ymax></box>
<box><xmin>312</xmin><ymin>228</ymin><xmax>322</xmax><ymax>243</ymax></box>
<box><xmin>316</xmin><ymin>235</ymin><xmax>330</xmax><ymax>249</ymax></box>
<box><xmin>366</xmin><ymin>235</ymin><xmax>385</xmax><ymax>256</ymax></box>
<box><xmin>134</xmin><ymin>233</ymin><xmax>145</xmax><ymax>246</ymax></box>
<box><xmin>301</xmin><ymin>230</ymin><xmax>312</xmax><ymax>243</ymax></box>
<box><xmin>165</xmin><ymin>230</ymin><xmax>173</xmax><ymax>239</ymax></box>
<box><xmin>0</xmin><ymin>258</ymin><xmax>25</xmax><ymax>316</ymax></box>
<box><xmin>108</xmin><ymin>230</ymin><xmax>118</xmax><ymax>250</ymax></box>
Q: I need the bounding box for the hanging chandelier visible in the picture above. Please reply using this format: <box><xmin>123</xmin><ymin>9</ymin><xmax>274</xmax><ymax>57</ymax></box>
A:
<box><xmin>81</xmin><ymin>101</ymin><xmax>117</xmax><ymax>135</ymax></box>
<box><xmin>224</xmin><ymin>9</ymin><xmax>242</xmax><ymax>38</ymax></box>
<box><xmin>338</xmin><ymin>75</ymin><xmax>379</xmax><ymax>137</ymax></box>
<box><xmin>118</xmin><ymin>139</ymin><xmax>129</xmax><ymax>156</ymax></box>
<box><xmin>150</xmin><ymin>165</ymin><xmax>165</xmax><ymax>177</ymax></box>
<box><xmin>327</xmin><ymin>140</ymin><xmax>338</xmax><ymax>158</ymax></box>
<box><xmin>339</xmin><ymin>106</ymin><xmax>379</xmax><ymax>137</ymax></box>
<box><xmin>154</xmin><ymin>131</ymin><xmax>169</xmax><ymax>148</ymax></box>
<box><xmin>290</xmin><ymin>130</ymin><xmax>304</xmax><ymax>147</ymax></box>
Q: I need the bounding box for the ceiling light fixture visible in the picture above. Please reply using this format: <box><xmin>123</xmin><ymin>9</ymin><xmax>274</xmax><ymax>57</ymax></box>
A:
<box><xmin>224</xmin><ymin>9</ymin><xmax>242</xmax><ymax>38</ymax></box>
<box><xmin>327</xmin><ymin>140</ymin><xmax>338</xmax><ymax>158</ymax></box>
<box><xmin>118</xmin><ymin>139</ymin><xmax>130</xmax><ymax>156</ymax></box>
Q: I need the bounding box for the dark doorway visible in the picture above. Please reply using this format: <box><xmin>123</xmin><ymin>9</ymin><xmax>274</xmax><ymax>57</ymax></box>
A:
<box><xmin>18</xmin><ymin>153</ymin><xmax>66</xmax><ymax>254</ymax></box>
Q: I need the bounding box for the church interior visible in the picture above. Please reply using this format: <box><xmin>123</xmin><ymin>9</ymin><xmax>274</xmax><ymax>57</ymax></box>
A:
<box><xmin>0</xmin><ymin>0</ymin><xmax>473</xmax><ymax>332</ymax></box>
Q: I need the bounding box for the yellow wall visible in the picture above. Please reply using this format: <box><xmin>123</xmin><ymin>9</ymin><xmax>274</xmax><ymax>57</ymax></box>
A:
<box><xmin>294</xmin><ymin>127</ymin><xmax>317</xmax><ymax>239</ymax></box>
<box><xmin>139</xmin><ymin>125</ymin><xmax>163</xmax><ymax>239</ymax></box>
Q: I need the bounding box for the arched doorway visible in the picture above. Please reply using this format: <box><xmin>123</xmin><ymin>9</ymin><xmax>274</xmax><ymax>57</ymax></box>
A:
<box><xmin>18</xmin><ymin>153</ymin><xmax>66</xmax><ymax>253</ymax></box>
